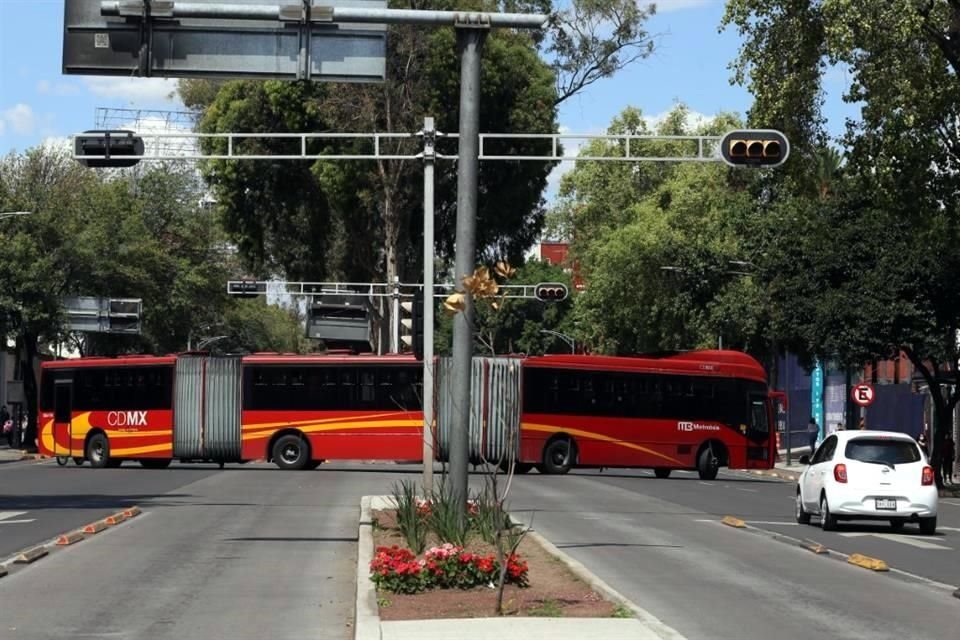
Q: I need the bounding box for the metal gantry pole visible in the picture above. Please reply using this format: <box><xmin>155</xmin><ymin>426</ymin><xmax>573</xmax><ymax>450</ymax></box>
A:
<box><xmin>422</xmin><ymin>117</ymin><xmax>436</xmax><ymax>494</ymax></box>
<box><xmin>449</xmin><ymin>25</ymin><xmax>487</xmax><ymax>511</ymax></box>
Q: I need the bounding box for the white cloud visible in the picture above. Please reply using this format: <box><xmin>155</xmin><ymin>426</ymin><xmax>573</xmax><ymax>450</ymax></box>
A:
<box><xmin>649</xmin><ymin>0</ymin><xmax>716</xmax><ymax>12</ymax></box>
<box><xmin>0</xmin><ymin>119</ymin><xmax>5</xmax><ymax>136</ymax></box>
<box><xmin>83</xmin><ymin>77</ymin><xmax>178</xmax><ymax>103</ymax></box>
<box><xmin>37</xmin><ymin>80</ymin><xmax>80</xmax><ymax>96</ymax></box>
<box><xmin>39</xmin><ymin>136</ymin><xmax>72</xmax><ymax>153</ymax></box>
<box><xmin>2</xmin><ymin>103</ymin><xmax>36</xmax><ymax>135</ymax></box>
<box><xmin>643</xmin><ymin>108</ymin><xmax>716</xmax><ymax>131</ymax></box>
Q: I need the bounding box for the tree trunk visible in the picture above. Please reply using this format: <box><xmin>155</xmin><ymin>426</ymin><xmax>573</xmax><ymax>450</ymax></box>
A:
<box><xmin>931</xmin><ymin>399</ymin><xmax>951</xmax><ymax>489</ymax></box>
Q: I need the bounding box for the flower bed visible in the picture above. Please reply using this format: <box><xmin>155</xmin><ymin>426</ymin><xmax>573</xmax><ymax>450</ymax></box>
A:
<box><xmin>371</xmin><ymin>508</ymin><xmax>618</xmax><ymax>620</ymax></box>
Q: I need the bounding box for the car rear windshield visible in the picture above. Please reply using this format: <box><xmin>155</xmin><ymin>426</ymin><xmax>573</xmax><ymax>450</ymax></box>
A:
<box><xmin>844</xmin><ymin>438</ymin><xmax>921</xmax><ymax>465</ymax></box>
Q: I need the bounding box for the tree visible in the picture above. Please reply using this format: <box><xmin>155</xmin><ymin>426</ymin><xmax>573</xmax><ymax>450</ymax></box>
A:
<box><xmin>183</xmin><ymin>0</ymin><xmax>658</xmax><ymax>289</ymax></box>
<box><xmin>214</xmin><ymin>298</ymin><xmax>312</xmax><ymax>354</ymax></box>
<box><xmin>547</xmin><ymin>105</ymin><xmax>768</xmax><ymax>357</ymax></box>
<box><xmin>724</xmin><ymin>0</ymin><xmax>960</xmax><ymax>485</ymax></box>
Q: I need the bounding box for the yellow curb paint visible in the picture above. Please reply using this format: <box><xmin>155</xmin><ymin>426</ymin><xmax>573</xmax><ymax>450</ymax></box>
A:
<box><xmin>721</xmin><ymin>516</ymin><xmax>747</xmax><ymax>528</ymax></box>
<box><xmin>56</xmin><ymin>531</ymin><xmax>85</xmax><ymax>546</ymax></box>
<box><xmin>847</xmin><ymin>553</ymin><xmax>889</xmax><ymax>571</ymax></box>
<box><xmin>82</xmin><ymin>520</ymin><xmax>108</xmax><ymax>534</ymax></box>
<box><xmin>122</xmin><ymin>506</ymin><xmax>141</xmax><ymax>518</ymax></box>
<box><xmin>105</xmin><ymin>513</ymin><xmax>127</xmax><ymax>525</ymax></box>
<box><xmin>15</xmin><ymin>547</ymin><xmax>48</xmax><ymax>564</ymax></box>
<box><xmin>806</xmin><ymin>543</ymin><xmax>828</xmax><ymax>554</ymax></box>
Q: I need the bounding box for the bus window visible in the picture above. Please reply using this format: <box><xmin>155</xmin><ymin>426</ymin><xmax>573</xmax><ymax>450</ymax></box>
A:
<box><xmin>750</xmin><ymin>398</ymin><xmax>769</xmax><ymax>433</ymax></box>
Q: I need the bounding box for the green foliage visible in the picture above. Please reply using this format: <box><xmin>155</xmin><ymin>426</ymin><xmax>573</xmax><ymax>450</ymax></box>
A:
<box><xmin>528</xmin><ymin>598</ymin><xmax>563</xmax><ymax>617</ymax></box>
<box><xmin>217</xmin><ymin>298</ymin><xmax>311</xmax><ymax>355</ymax></box>
<box><xmin>426</xmin><ymin>480</ymin><xmax>472</xmax><ymax>547</ymax></box>
<box><xmin>391</xmin><ymin>479</ymin><xmax>428</xmax><ymax>554</ymax></box>
<box><xmin>551</xmin><ymin>105</ymin><xmax>768</xmax><ymax>356</ymax></box>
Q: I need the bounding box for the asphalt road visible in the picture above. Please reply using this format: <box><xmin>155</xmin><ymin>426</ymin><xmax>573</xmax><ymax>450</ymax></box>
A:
<box><xmin>508</xmin><ymin>468</ymin><xmax>960</xmax><ymax>640</ymax></box>
<box><xmin>1</xmin><ymin>460</ymin><xmax>958</xmax><ymax>640</ymax></box>
<box><xmin>0</xmin><ymin>460</ymin><xmax>418</xmax><ymax>640</ymax></box>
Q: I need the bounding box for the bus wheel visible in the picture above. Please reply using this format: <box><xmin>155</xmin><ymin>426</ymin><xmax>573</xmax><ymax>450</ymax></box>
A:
<box><xmin>273</xmin><ymin>434</ymin><xmax>309</xmax><ymax>471</ymax></box>
<box><xmin>73</xmin><ymin>457</ymin><xmax>84</xmax><ymax>466</ymax></box>
<box><xmin>653</xmin><ymin>468</ymin><xmax>671</xmax><ymax>479</ymax></box>
<box><xmin>87</xmin><ymin>433</ymin><xmax>110</xmax><ymax>469</ymax></box>
<box><xmin>541</xmin><ymin>438</ymin><xmax>574</xmax><ymax>475</ymax></box>
<box><xmin>56</xmin><ymin>456</ymin><xmax>69</xmax><ymax>466</ymax></box>
<box><xmin>697</xmin><ymin>447</ymin><xmax>719</xmax><ymax>480</ymax></box>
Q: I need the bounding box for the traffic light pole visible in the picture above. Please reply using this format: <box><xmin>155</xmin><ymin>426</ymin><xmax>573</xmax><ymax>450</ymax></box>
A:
<box><xmin>422</xmin><ymin>117</ymin><xmax>436</xmax><ymax>494</ymax></box>
<box><xmin>449</xmin><ymin>26</ymin><xmax>486</xmax><ymax>513</ymax></box>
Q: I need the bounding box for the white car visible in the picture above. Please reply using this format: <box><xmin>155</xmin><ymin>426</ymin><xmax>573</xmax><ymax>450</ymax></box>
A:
<box><xmin>796</xmin><ymin>430</ymin><xmax>938</xmax><ymax>534</ymax></box>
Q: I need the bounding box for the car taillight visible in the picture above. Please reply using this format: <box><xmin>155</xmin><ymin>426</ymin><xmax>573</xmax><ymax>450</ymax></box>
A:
<box><xmin>922</xmin><ymin>466</ymin><xmax>934</xmax><ymax>486</ymax></box>
<box><xmin>834</xmin><ymin>463</ymin><xmax>847</xmax><ymax>483</ymax></box>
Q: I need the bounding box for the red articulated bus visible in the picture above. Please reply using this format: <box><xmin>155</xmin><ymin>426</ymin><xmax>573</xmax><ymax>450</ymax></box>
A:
<box><xmin>515</xmin><ymin>351</ymin><xmax>779</xmax><ymax>479</ymax></box>
<box><xmin>38</xmin><ymin>353</ymin><xmax>423</xmax><ymax>469</ymax></box>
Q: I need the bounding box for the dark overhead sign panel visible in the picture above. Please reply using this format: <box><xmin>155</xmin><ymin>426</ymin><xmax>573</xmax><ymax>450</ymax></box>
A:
<box><xmin>63</xmin><ymin>0</ymin><xmax>387</xmax><ymax>82</ymax></box>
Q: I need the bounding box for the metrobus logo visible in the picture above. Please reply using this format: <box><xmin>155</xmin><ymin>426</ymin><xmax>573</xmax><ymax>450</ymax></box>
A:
<box><xmin>678</xmin><ymin>421</ymin><xmax>720</xmax><ymax>432</ymax></box>
<box><xmin>107</xmin><ymin>411</ymin><xmax>148</xmax><ymax>427</ymax></box>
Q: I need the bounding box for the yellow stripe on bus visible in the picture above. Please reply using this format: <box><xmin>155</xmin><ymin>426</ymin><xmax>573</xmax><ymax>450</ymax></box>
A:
<box><xmin>522</xmin><ymin>423</ymin><xmax>685</xmax><ymax>466</ymax></box>
<box><xmin>241</xmin><ymin>412</ymin><xmax>417</xmax><ymax>433</ymax></box>
<box><xmin>241</xmin><ymin>419</ymin><xmax>423</xmax><ymax>441</ymax></box>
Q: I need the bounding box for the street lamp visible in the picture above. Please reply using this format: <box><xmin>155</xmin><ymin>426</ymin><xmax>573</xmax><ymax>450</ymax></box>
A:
<box><xmin>540</xmin><ymin>329</ymin><xmax>575</xmax><ymax>353</ymax></box>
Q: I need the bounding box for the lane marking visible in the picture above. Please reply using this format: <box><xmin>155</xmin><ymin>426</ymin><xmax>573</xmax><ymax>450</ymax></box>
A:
<box><xmin>0</xmin><ymin>511</ymin><xmax>33</xmax><ymax>524</ymax></box>
<box><xmin>699</xmin><ymin>481</ymin><xmax>715</xmax><ymax>486</ymax></box>
<box><xmin>736</xmin><ymin>487</ymin><xmax>759</xmax><ymax>493</ymax></box>
<box><xmin>940</xmin><ymin>500</ymin><xmax>960</xmax><ymax>507</ymax></box>
<box><xmin>745</xmin><ymin>520</ymin><xmax>799</xmax><ymax>526</ymax></box>
<box><xmin>937</xmin><ymin>526</ymin><xmax>960</xmax><ymax>532</ymax></box>
<box><xmin>839</xmin><ymin>532</ymin><xmax>952</xmax><ymax>550</ymax></box>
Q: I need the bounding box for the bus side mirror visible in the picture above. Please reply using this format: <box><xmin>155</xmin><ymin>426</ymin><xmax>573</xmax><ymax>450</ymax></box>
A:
<box><xmin>798</xmin><ymin>455</ymin><xmax>810</xmax><ymax>465</ymax></box>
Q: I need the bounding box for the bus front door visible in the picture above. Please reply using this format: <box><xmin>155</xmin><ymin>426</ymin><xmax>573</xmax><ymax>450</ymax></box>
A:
<box><xmin>53</xmin><ymin>380</ymin><xmax>74</xmax><ymax>460</ymax></box>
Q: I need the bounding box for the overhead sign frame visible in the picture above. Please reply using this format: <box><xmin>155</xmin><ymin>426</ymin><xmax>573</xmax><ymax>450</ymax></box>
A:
<box><xmin>63</xmin><ymin>0</ymin><xmax>387</xmax><ymax>82</ymax></box>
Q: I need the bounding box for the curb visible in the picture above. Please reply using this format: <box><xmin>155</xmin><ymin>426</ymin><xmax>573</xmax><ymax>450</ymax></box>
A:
<box><xmin>847</xmin><ymin>553</ymin><xmax>889</xmax><ymax>572</ymax></box>
<box><xmin>105</xmin><ymin>512</ymin><xmax>127</xmax><ymax>525</ymax></box>
<box><xmin>750</xmin><ymin>468</ymin><xmax>801</xmax><ymax>482</ymax></box>
<box><xmin>82</xmin><ymin>520</ymin><xmax>108</xmax><ymax>534</ymax></box>
<box><xmin>721</xmin><ymin>516</ymin><xmax>746</xmax><ymax>528</ymax></box>
<box><xmin>14</xmin><ymin>546</ymin><xmax>48</xmax><ymax>564</ymax></box>
<box><xmin>56</xmin><ymin>531</ymin><xmax>85</xmax><ymax>546</ymax></box>
<box><xmin>356</xmin><ymin>496</ymin><xmax>382</xmax><ymax>640</ymax></box>
<box><xmin>521</xmin><ymin>525</ymin><xmax>688</xmax><ymax>640</ymax></box>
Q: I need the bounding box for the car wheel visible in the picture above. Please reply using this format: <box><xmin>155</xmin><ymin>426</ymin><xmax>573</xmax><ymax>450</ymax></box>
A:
<box><xmin>795</xmin><ymin>490</ymin><xmax>811</xmax><ymax>524</ymax></box>
<box><xmin>820</xmin><ymin>495</ymin><xmax>837</xmax><ymax>531</ymax></box>
<box><xmin>889</xmin><ymin>519</ymin><xmax>905</xmax><ymax>532</ymax></box>
<box><xmin>654</xmin><ymin>468</ymin><xmax>672</xmax><ymax>479</ymax></box>
<box><xmin>919</xmin><ymin>516</ymin><xmax>937</xmax><ymax>535</ymax></box>
<box><xmin>697</xmin><ymin>447</ymin><xmax>719</xmax><ymax>480</ymax></box>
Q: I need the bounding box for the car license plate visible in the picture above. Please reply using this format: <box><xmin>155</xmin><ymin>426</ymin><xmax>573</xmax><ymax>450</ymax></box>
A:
<box><xmin>875</xmin><ymin>498</ymin><xmax>897</xmax><ymax>510</ymax></box>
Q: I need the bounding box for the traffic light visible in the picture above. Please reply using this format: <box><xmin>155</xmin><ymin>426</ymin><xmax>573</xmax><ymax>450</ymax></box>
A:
<box><xmin>534</xmin><ymin>282</ymin><xmax>569</xmax><ymax>302</ymax></box>
<box><xmin>227</xmin><ymin>280</ymin><xmax>265</xmax><ymax>298</ymax></box>
<box><xmin>400</xmin><ymin>290</ymin><xmax>424</xmax><ymax>360</ymax></box>
<box><xmin>719</xmin><ymin>129</ymin><xmax>789</xmax><ymax>168</ymax></box>
<box><xmin>74</xmin><ymin>130</ymin><xmax>144</xmax><ymax>168</ymax></box>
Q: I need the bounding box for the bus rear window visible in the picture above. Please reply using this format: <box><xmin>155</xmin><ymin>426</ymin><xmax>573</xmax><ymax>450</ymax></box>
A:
<box><xmin>844</xmin><ymin>438</ymin><xmax>921</xmax><ymax>465</ymax></box>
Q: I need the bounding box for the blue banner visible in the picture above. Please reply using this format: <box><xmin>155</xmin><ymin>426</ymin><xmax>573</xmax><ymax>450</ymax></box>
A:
<box><xmin>811</xmin><ymin>360</ymin><xmax>824</xmax><ymax>443</ymax></box>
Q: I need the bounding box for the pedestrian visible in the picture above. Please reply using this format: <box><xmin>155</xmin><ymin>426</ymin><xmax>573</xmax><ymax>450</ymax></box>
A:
<box><xmin>918</xmin><ymin>432</ymin><xmax>929</xmax><ymax>459</ymax></box>
<box><xmin>943</xmin><ymin>433</ymin><xmax>956</xmax><ymax>484</ymax></box>
<box><xmin>0</xmin><ymin>404</ymin><xmax>10</xmax><ymax>447</ymax></box>
<box><xmin>836</xmin><ymin>422</ymin><xmax>844</xmax><ymax>432</ymax></box>
<box><xmin>807</xmin><ymin>417</ymin><xmax>819</xmax><ymax>453</ymax></box>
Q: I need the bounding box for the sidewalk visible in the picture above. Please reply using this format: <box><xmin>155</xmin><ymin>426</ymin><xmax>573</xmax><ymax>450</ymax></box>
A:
<box><xmin>0</xmin><ymin>444</ymin><xmax>40</xmax><ymax>463</ymax></box>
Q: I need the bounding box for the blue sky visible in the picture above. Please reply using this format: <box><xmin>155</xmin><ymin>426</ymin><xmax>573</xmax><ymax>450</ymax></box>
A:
<box><xmin>1</xmin><ymin>1</ymin><xmax>859</xmax><ymax>175</ymax></box>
